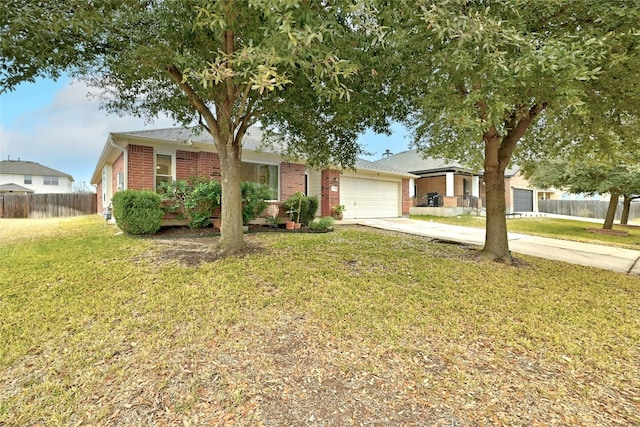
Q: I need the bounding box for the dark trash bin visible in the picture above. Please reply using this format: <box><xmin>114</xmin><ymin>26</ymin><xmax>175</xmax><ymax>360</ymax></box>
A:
<box><xmin>425</xmin><ymin>192</ymin><xmax>439</xmax><ymax>207</ymax></box>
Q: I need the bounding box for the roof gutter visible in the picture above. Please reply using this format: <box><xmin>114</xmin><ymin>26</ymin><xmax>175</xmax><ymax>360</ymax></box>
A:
<box><xmin>90</xmin><ymin>133</ymin><xmax>126</xmax><ymax>185</ymax></box>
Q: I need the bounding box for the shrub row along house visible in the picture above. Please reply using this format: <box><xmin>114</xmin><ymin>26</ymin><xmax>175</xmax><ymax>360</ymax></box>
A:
<box><xmin>90</xmin><ymin>127</ymin><xmax>415</xmax><ymax>221</ymax></box>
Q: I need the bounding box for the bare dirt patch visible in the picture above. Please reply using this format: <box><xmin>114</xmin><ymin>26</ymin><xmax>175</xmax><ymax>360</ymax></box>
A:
<box><xmin>142</xmin><ymin>225</ymin><xmax>330</xmax><ymax>266</ymax></box>
<box><xmin>144</xmin><ymin>233</ymin><xmax>265</xmax><ymax>266</ymax></box>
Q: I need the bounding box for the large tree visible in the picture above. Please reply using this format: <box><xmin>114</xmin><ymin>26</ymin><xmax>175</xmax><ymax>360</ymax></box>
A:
<box><xmin>1</xmin><ymin>0</ymin><xmax>389</xmax><ymax>253</ymax></box>
<box><xmin>384</xmin><ymin>0</ymin><xmax>640</xmax><ymax>262</ymax></box>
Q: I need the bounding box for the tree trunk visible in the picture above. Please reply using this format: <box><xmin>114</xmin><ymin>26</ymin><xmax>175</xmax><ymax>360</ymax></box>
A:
<box><xmin>217</xmin><ymin>143</ymin><xmax>246</xmax><ymax>254</ymax></box>
<box><xmin>480</xmin><ymin>133</ymin><xmax>512</xmax><ymax>263</ymax></box>
<box><xmin>620</xmin><ymin>194</ymin><xmax>631</xmax><ymax>225</ymax></box>
<box><xmin>603</xmin><ymin>192</ymin><xmax>620</xmax><ymax>230</ymax></box>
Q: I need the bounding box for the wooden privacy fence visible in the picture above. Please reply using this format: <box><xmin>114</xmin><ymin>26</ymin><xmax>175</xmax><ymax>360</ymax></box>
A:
<box><xmin>539</xmin><ymin>199</ymin><xmax>640</xmax><ymax>221</ymax></box>
<box><xmin>0</xmin><ymin>193</ymin><xmax>97</xmax><ymax>218</ymax></box>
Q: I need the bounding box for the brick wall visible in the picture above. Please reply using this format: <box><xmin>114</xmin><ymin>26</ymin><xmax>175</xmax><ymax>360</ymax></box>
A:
<box><xmin>127</xmin><ymin>145</ymin><xmax>155</xmax><ymax>190</ymax></box>
<box><xmin>176</xmin><ymin>150</ymin><xmax>199</xmax><ymax>180</ymax></box>
<box><xmin>97</xmin><ymin>181</ymin><xmax>104</xmax><ymax>212</ymax></box>
<box><xmin>198</xmin><ymin>152</ymin><xmax>221</xmax><ymax>180</ymax></box>
<box><xmin>280</xmin><ymin>162</ymin><xmax>306</xmax><ymax>201</ymax></box>
<box><xmin>416</xmin><ymin>176</ymin><xmax>446</xmax><ymax>201</ymax></box>
<box><xmin>175</xmin><ymin>151</ymin><xmax>222</xmax><ymax>182</ymax></box>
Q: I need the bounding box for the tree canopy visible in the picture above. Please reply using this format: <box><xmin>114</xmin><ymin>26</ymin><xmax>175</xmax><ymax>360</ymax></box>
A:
<box><xmin>1</xmin><ymin>0</ymin><xmax>390</xmax><ymax>253</ymax></box>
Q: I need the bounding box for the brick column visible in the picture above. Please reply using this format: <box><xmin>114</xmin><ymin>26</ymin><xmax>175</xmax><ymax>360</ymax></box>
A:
<box><xmin>320</xmin><ymin>169</ymin><xmax>341</xmax><ymax>216</ymax></box>
<box><xmin>402</xmin><ymin>178</ymin><xmax>411</xmax><ymax>216</ymax></box>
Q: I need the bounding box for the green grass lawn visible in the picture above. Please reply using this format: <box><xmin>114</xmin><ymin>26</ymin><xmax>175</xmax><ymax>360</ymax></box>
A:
<box><xmin>411</xmin><ymin>214</ymin><xmax>640</xmax><ymax>249</ymax></box>
<box><xmin>1</xmin><ymin>216</ymin><xmax>639</xmax><ymax>425</ymax></box>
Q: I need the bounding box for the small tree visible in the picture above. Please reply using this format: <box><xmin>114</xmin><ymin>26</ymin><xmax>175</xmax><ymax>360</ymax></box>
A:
<box><xmin>72</xmin><ymin>181</ymin><xmax>95</xmax><ymax>194</ymax></box>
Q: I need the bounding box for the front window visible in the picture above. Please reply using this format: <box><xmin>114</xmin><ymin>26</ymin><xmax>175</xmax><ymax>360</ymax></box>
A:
<box><xmin>155</xmin><ymin>153</ymin><xmax>173</xmax><ymax>189</ymax></box>
<box><xmin>240</xmin><ymin>163</ymin><xmax>278</xmax><ymax>200</ymax></box>
<box><xmin>44</xmin><ymin>176</ymin><xmax>59</xmax><ymax>185</ymax></box>
<box><xmin>24</xmin><ymin>175</ymin><xmax>32</xmax><ymax>184</ymax></box>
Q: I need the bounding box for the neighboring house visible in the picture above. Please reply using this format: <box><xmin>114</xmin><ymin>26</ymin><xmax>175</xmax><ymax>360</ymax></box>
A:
<box><xmin>0</xmin><ymin>183</ymin><xmax>34</xmax><ymax>194</ymax></box>
<box><xmin>90</xmin><ymin>127</ymin><xmax>415</xmax><ymax>220</ymax></box>
<box><xmin>375</xmin><ymin>149</ymin><xmax>540</xmax><ymax>214</ymax></box>
<box><xmin>0</xmin><ymin>160</ymin><xmax>74</xmax><ymax>194</ymax></box>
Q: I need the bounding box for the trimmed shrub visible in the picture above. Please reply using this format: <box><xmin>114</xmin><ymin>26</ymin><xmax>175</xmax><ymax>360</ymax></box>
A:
<box><xmin>242</xmin><ymin>182</ymin><xmax>272</xmax><ymax>225</ymax></box>
<box><xmin>111</xmin><ymin>190</ymin><xmax>163</xmax><ymax>235</ymax></box>
<box><xmin>301</xmin><ymin>196</ymin><xmax>319</xmax><ymax>226</ymax></box>
<box><xmin>185</xmin><ymin>179</ymin><xmax>221</xmax><ymax>228</ymax></box>
<box><xmin>283</xmin><ymin>192</ymin><xmax>319</xmax><ymax>226</ymax></box>
<box><xmin>309</xmin><ymin>216</ymin><xmax>335</xmax><ymax>231</ymax></box>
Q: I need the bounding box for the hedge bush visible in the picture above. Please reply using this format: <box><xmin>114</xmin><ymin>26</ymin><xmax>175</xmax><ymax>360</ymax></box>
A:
<box><xmin>185</xmin><ymin>179</ymin><xmax>222</xmax><ymax>228</ymax></box>
<box><xmin>283</xmin><ymin>192</ymin><xmax>318</xmax><ymax>226</ymax></box>
<box><xmin>111</xmin><ymin>190</ymin><xmax>163</xmax><ymax>235</ymax></box>
<box><xmin>309</xmin><ymin>216</ymin><xmax>335</xmax><ymax>231</ymax></box>
<box><xmin>159</xmin><ymin>178</ymin><xmax>222</xmax><ymax>229</ymax></box>
<box><xmin>242</xmin><ymin>182</ymin><xmax>272</xmax><ymax>225</ymax></box>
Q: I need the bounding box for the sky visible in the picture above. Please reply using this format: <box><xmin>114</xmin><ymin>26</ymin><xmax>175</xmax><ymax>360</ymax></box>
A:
<box><xmin>0</xmin><ymin>77</ymin><xmax>412</xmax><ymax>190</ymax></box>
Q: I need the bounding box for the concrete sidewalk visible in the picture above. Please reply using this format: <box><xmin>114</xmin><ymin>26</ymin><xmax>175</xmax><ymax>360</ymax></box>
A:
<box><xmin>347</xmin><ymin>218</ymin><xmax>640</xmax><ymax>276</ymax></box>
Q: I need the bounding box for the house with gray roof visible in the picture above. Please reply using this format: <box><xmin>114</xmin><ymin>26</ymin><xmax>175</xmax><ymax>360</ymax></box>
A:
<box><xmin>0</xmin><ymin>160</ymin><xmax>74</xmax><ymax>194</ymax></box>
<box><xmin>375</xmin><ymin>149</ymin><xmax>539</xmax><ymax>214</ymax></box>
<box><xmin>91</xmin><ymin>127</ymin><xmax>416</xmax><ymax>220</ymax></box>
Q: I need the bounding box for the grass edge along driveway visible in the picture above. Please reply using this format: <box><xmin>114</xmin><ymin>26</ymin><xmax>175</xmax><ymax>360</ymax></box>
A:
<box><xmin>411</xmin><ymin>214</ymin><xmax>640</xmax><ymax>250</ymax></box>
<box><xmin>1</xmin><ymin>216</ymin><xmax>639</xmax><ymax>426</ymax></box>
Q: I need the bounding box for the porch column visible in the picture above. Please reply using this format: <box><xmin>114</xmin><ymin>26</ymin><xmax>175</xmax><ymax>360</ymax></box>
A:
<box><xmin>471</xmin><ymin>176</ymin><xmax>480</xmax><ymax>197</ymax></box>
<box><xmin>445</xmin><ymin>172</ymin><xmax>454</xmax><ymax>197</ymax></box>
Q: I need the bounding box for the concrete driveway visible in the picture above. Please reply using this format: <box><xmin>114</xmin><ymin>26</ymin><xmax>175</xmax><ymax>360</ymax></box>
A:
<box><xmin>350</xmin><ymin>218</ymin><xmax>640</xmax><ymax>276</ymax></box>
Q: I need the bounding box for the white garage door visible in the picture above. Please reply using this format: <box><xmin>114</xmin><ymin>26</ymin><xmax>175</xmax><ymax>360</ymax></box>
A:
<box><xmin>340</xmin><ymin>176</ymin><xmax>400</xmax><ymax>219</ymax></box>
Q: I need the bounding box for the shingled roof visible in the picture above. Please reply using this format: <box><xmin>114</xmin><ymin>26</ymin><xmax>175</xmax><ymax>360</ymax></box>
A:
<box><xmin>374</xmin><ymin>149</ymin><xmax>520</xmax><ymax>177</ymax></box>
<box><xmin>103</xmin><ymin>126</ymin><xmax>414</xmax><ymax>178</ymax></box>
<box><xmin>0</xmin><ymin>183</ymin><xmax>35</xmax><ymax>193</ymax></box>
<box><xmin>113</xmin><ymin>127</ymin><xmax>269</xmax><ymax>151</ymax></box>
<box><xmin>0</xmin><ymin>160</ymin><xmax>74</xmax><ymax>180</ymax></box>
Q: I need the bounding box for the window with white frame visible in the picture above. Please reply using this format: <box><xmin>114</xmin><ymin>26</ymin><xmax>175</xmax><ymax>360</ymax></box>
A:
<box><xmin>117</xmin><ymin>172</ymin><xmax>125</xmax><ymax>191</ymax></box>
<box><xmin>24</xmin><ymin>175</ymin><xmax>32</xmax><ymax>184</ymax></box>
<box><xmin>155</xmin><ymin>153</ymin><xmax>173</xmax><ymax>189</ymax></box>
<box><xmin>44</xmin><ymin>176</ymin><xmax>59</xmax><ymax>185</ymax></box>
<box><xmin>240</xmin><ymin>162</ymin><xmax>279</xmax><ymax>200</ymax></box>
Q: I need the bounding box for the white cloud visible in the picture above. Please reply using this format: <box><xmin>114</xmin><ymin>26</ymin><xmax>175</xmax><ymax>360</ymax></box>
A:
<box><xmin>1</xmin><ymin>81</ymin><xmax>175</xmax><ymax>186</ymax></box>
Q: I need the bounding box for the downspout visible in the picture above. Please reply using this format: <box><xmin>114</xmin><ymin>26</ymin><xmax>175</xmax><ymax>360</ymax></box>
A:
<box><xmin>108</xmin><ymin>135</ymin><xmax>127</xmax><ymax>190</ymax></box>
